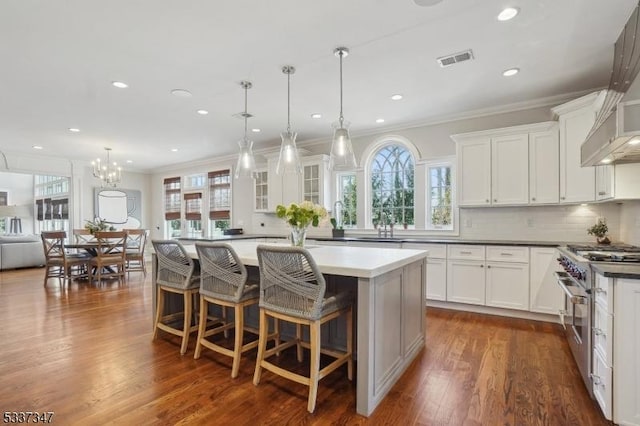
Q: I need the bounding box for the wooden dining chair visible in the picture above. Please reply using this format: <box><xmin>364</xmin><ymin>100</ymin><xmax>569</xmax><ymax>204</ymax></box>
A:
<box><xmin>41</xmin><ymin>231</ymin><xmax>91</xmax><ymax>287</ymax></box>
<box><xmin>253</xmin><ymin>245</ymin><xmax>354</xmax><ymax>413</ymax></box>
<box><xmin>124</xmin><ymin>229</ymin><xmax>147</xmax><ymax>277</ymax></box>
<box><xmin>73</xmin><ymin>228</ymin><xmax>93</xmax><ymax>244</ymax></box>
<box><xmin>152</xmin><ymin>240</ymin><xmax>200</xmax><ymax>355</ymax></box>
<box><xmin>89</xmin><ymin>231</ymin><xmax>127</xmax><ymax>283</ymax></box>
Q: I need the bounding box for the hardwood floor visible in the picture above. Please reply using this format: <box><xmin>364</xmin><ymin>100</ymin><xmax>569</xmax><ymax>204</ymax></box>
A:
<box><xmin>0</xmin><ymin>267</ymin><xmax>610</xmax><ymax>425</ymax></box>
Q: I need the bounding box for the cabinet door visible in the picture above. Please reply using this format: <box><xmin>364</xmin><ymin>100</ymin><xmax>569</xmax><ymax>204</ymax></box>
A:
<box><xmin>613</xmin><ymin>278</ymin><xmax>640</xmax><ymax>425</ymax></box>
<box><xmin>446</xmin><ymin>259</ymin><xmax>485</xmax><ymax>305</ymax></box>
<box><xmin>529</xmin><ymin>129</ymin><xmax>559</xmax><ymax>204</ymax></box>
<box><xmin>529</xmin><ymin>247</ymin><xmax>564</xmax><ymax>314</ymax></box>
<box><xmin>426</xmin><ymin>257</ymin><xmax>446</xmax><ymax>301</ymax></box>
<box><xmin>559</xmin><ymin>108</ymin><xmax>596</xmax><ymax>203</ymax></box>
<box><xmin>491</xmin><ymin>134</ymin><xmax>529</xmax><ymax>205</ymax></box>
<box><xmin>253</xmin><ymin>170</ymin><xmax>269</xmax><ymax>211</ymax></box>
<box><xmin>457</xmin><ymin>138</ymin><xmax>491</xmax><ymax>206</ymax></box>
<box><xmin>302</xmin><ymin>164</ymin><xmax>321</xmax><ymax>205</ymax></box>
<box><xmin>486</xmin><ymin>262</ymin><xmax>529</xmax><ymax>310</ymax></box>
<box><xmin>595</xmin><ymin>165</ymin><xmax>615</xmax><ymax>200</ymax></box>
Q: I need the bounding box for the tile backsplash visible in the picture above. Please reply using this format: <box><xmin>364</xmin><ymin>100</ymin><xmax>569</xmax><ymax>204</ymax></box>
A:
<box><xmin>620</xmin><ymin>200</ymin><xmax>640</xmax><ymax>246</ymax></box>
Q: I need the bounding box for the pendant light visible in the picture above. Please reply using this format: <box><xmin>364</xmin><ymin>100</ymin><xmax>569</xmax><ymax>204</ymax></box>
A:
<box><xmin>329</xmin><ymin>47</ymin><xmax>357</xmax><ymax>171</ymax></box>
<box><xmin>234</xmin><ymin>80</ymin><xmax>256</xmax><ymax>179</ymax></box>
<box><xmin>276</xmin><ymin>65</ymin><xmax>302</xmax><ymax>175</ymax></box>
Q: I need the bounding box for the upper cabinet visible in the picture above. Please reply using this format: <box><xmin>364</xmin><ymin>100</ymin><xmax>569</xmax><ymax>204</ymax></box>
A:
<box><xmin>453</xmin><ymin>122</ymin><xmax>557</xmax><ymax>207</ymax></box>
<box><xmin>551</xmin><ymin>91</ymin><xmax>605</xmax><ymax>204</ymax></box>
<box><xmin>529</xmin><ymin>127</ymin><xmax>560</xmax><ymax>204</ymax></box>
<box><xmin>265</xmin><ymin>154</ymin><xmax>332</xmax><ymax>212</ymax></box>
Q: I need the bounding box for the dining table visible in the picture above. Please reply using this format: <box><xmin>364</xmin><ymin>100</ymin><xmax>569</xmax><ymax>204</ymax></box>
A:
<box><xmin>151</xmin><ymin>240</ymin><xmax>428</xmax><ymax>416</ymax></box>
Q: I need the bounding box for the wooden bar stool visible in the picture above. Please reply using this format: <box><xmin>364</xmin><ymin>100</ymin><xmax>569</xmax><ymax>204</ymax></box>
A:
<box><xmin>193</xmin><ymin>242</ymin><xmax>264</xmax><ymax>378</ymax></box>
<box><xmin>253</xmin><ymin>245</ymin><xmax>354</xmax><ymax>413</ymax></box>
<box><xmin>152</xmin><ymin>240</ymin><xmax>200</xmax><ymax>355</ymax></box>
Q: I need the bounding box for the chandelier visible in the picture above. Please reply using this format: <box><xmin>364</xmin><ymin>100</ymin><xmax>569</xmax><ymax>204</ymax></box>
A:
<box><xmin>92</xmin><ymin>147</ymin><xmax>122</xmax><ymax>187</ymax></box>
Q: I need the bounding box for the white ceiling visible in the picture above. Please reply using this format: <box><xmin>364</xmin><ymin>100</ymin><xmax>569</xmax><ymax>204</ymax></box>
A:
<box><xmin>0</xmin><ymin>0</ymin><xmax>636</xmax><ymax>173</ymax></box>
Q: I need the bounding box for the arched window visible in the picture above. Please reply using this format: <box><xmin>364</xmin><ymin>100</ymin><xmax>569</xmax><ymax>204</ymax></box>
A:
<box><xmin>370</xmin><ymin>144</ymin><xmax>414</xmax><ymax>227</ymax></box>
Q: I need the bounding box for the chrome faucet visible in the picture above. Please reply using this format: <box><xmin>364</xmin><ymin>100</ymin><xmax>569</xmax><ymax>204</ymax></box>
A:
<box><xmin>377</xmin><ymin>217</ymin><xmax>394</xmax><ymax>238</ymax></box>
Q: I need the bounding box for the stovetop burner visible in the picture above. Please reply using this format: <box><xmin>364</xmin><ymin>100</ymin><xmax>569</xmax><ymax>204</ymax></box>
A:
<box><xmin>582</xmin><ymin>252</ymin><xmax>640</xmax><ymax>262</ymax></box>
<box><xmin>565</xmin><ymin>244</ymin><xmax>640</xmax><ymax>263</ymax></box>
<box><xmin>566</xmin><ymin>243</ymin><xmax>640</xmax><ymax>253</ymax></box>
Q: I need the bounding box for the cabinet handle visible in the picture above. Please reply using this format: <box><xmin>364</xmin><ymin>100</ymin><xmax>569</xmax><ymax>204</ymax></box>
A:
<box><xmin>531</xmin><ymin>197</ymin><xmax>536</xmax><ymax>201</ymax></box>
<box><xmin>493</xmin><ymin>199</ymin><xmax>497</xmax><ymax>202</ymax></box>
<box><xmin>486</xmin><ymin>199</ymin><xmax>490</xmax><ymax>203</ymax></box>
<box><xmin>480</xmin><ymin>264</ymin><xmax>484</xmax><ymax>268</ymax></box>
<box><xmin>560</xmin><ymin>196</ymin><xmax>566</xmax><ymax>200</ymax></box>
<box><xmin>460</xmin><ymin>251</ymin><xmax>472</xmax><ymax>255</ymax></box>
<box><xmin>593</xmin><ymin>327</ymin><xmax>605</xmax><ymax>337</ymax></box>
<box><xmin>487</xmin><ymin>265</ymin><xmax>491</xmax><ymax>269</ymax></box>
<box><xmin>500</xmin><ymin>253</ymin><xmax>513</xmax><ymax>256</ymax></box>
<box><xmin>595</xmin><ymin>287</ymin><xmax>606</xmax><ymax>294</ymax></box>
<box><xmin>598</xmin><ymin>191</ymin><xmax>606</xmax><ymax>196</ymax></box>
<box><xmin>590</xmin><ymin>373</ymin><xmax>603</xmax><ymax>387</ymax></box>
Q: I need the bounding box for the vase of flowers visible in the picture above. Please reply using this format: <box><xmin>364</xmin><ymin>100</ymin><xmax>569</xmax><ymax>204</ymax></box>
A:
<box><xmin>85</xmin><ymin>217</ymin><xmax>115</xmax><ymax>235</ymax></box>
<box><xmin>275</xmin><ymin>201</ymin><xmax>328</xmax><ymax>247</ymax></box>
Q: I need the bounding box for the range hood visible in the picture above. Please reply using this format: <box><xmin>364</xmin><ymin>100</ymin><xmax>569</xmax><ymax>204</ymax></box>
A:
<box><xmin>581</xmin><ymin>2</ymin><xmax>640</xmax><ymax>166</ymax></box>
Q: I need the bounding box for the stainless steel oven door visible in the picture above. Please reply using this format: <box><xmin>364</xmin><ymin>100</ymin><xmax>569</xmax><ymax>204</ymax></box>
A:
<box><xmin>554</xmin><ymin>271</ymin><xmax>592</xmax><ymax>396</ymax></box>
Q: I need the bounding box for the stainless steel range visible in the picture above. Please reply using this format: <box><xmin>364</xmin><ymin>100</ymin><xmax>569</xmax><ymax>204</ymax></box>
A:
<box><xmin>556</xmin><ymin>243</ymin><xmax>640</xmax><ymax>398</ymax></box>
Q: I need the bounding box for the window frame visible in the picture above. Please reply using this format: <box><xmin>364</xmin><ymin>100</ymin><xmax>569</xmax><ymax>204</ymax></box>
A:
<box><xmin>335</xmin><ymin>172</ymin><xmax>357</xmax><ymax>229</ymax></box>
<box><xmin>424</xmin><ymin>156</ymin><xmax>458</xmax><ymax>234</ymax></box>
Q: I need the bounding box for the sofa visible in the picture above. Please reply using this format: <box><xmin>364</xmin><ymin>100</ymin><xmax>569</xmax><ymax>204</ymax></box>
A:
<box><xmin>0</xmin><ymin>235</ymin><xmax>46</xmax><ymax>270</ymax></box>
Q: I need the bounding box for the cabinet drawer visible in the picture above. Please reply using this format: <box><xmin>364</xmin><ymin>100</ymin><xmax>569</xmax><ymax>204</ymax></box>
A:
<box><xmin>594</xmin><ymin>273</ymin><xmax>613</xmax><ymax>312</ymax></box>
<box><xmin>486</xmin><ymin>246</ymin><xmax>529</xmax><ymax>263</ymax></box>
<box><xmin>592</xmin><ymin>350</ymin><xmax>612</xmax><ymax>421</ymax></box>
<box><xmin>593</xmin><ymin>302</ymin><xmax>613</xmax><ymax>366</ymax></box>
<box><xmin>403</xmin><ymin>243</ymin><xmax>447</xmax><ymax>259</ymax></box>
<box><xmin>447</xmin><ymin>245</ymin><xmax>485</xmax><ymax>261</ymax></box>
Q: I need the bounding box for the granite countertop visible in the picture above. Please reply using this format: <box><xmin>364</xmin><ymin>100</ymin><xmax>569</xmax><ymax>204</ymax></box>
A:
<box><xmin>591</xmin><ymin>263</ymin><xmax>640</xmax><ymax>280</ymax></box>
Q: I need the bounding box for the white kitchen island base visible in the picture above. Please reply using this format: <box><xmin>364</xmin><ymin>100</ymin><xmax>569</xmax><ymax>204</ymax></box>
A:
<box><xmin>152</xmin><ymin>241</ymin><xmax>428</xmax><ymax>417</ymax></box>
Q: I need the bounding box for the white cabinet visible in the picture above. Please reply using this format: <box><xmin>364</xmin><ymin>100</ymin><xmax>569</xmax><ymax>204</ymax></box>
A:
<box><xmin>447</xmin><ymin>259</ymin><xmax>485</xmax><ymax>305</ymax></box>
<box><xmin>529</xmin><ymin>128</ymin><xmax>560</xmax><ymax>204</ymax></box>
<box><xmin>266</xmin><ymin>154</ymin><xmax>331</xmax><ymax>211</ymax></box>
<box><xmin>595</xmin><ymin>165</ymin><xmax>615</xmax><ymax>201</ymax></box>
<box><xmin>491</xmin><ymin>134</ymin><xmax>529</xmax><ymax>205</ymax></box>
<box><xmin>404</xmin><ymin>243</ymin><xmax>447</xmax><ymax>301</ymax></box>
<box><xmin>453</xmin><ymin>122</ymin><xmax>557</xmax><ymax>207</ymax></box>
<box><xmin>529</xmin><ymin>247</ymin><xmax>564</xmax><ymax>314</ymax></box>
<box><xmin>253</xmin><ymin>169</ymin><xmax>269</xmax><ymax>212</ymax></box>
<box><xmin>485</xmin><ymin>246</ymin><xmax>529</xmax><ymax>311</ymax></box>
<box><xmin>456</xmin><ymin>137</ymin><xmax>491</xmax><ymax>206</ymax></box>
<box><xmin>552</xmin><ymin>91</ymin><xmax>604</xmax><ymax>204</ymax></box>
<box><xmin>613</xmin><ymin>278</ymin><xmax>640</xmax><ymax>425</ymax></box>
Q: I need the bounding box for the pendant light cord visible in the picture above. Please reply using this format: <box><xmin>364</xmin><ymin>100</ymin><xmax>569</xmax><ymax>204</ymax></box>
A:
<box><xmin>287</xmin><ymin>70</ymin><xmax>291</xmax><ymax>133</ymax></box>
<box><xmin>339</xmin><ymin>50</ymin><xmax>344</xmax><ymax>125</ymax></box>
<box><xmin>244</xmin><ymin>85</ymin><xmax>248</xmax><ymax>138</ymax></box>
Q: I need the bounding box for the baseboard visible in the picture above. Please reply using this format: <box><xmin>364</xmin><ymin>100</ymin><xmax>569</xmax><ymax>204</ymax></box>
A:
<box><xmin>426</xmin><ymin>300</ymin><xmax>560</xmax><ymax>324</ymax></box>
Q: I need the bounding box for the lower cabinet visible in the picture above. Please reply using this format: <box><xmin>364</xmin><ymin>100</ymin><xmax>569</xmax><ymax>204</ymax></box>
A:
<box><xmin>446</xmin><ymin>259</ymin><xmax>485</xmax><ymax>305</ymax></box>
<box><xmin>426</xmin><ymin>258</ymin><xmax>446</xmax><ymax>301</ymax></box>
<box><xmin>529</xmin><ymin>247</ymin><xmax>564</xmax><ymax>314</ymax></box>
<box><xmin>485</xmin><ymin>261</ymin><xmax>529</xmax><ymax>310</ymax></box>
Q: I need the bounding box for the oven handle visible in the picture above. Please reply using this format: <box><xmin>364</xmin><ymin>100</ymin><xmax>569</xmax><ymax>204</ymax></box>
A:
<box><xmin>553</xmin><ymin>272</ymin><xmax>588</xmax><ymax>305</ymax></box>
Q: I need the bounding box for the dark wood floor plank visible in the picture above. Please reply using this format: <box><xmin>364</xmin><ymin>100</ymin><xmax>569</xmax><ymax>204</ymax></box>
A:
<box><xmin>0</xmin><ymin>267</ymin><xmax>612</xmax><ymax>425</ymax></box>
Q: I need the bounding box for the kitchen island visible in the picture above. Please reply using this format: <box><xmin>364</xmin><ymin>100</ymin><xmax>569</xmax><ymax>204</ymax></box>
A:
<box><xmin>152</xmin><ymin>240</ymin><xmax>428</xmax><ymax>416</ymax></box>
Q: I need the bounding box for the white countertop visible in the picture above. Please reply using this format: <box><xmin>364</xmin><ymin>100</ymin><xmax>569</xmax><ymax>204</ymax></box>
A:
<box><xmin>180</xmin><ymin>240</ymin><xmax>428</xmax><ymax>279</ymax></box>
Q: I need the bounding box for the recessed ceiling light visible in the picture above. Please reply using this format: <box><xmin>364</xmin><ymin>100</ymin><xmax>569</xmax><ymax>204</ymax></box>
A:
<box><xmin>502</xmin><ymin>68</ymin><xmax>520</xmax><ymax>77</ymax></box>
<box><xmin>413</xmin><ymin>0</ymin><xmax>444</xmax><ymax>6</ymax></box>
<box><xmin>112</xmin><ymin>81</ymin><xmax>128</xmax><ymax>89</ymax></box>
<box><xmin>376</xmin><ymin>118</ymin><xmax>385</xmax><ymax>123</ymax></box>
<box><xmin>196</xmin><ymin>109</ymin><xmax>209</xmax><ymax>115</ymax></box>
<box><xmin>251</xmin><ymin>128</ymin><xmax>261</xmax><ymax>133</ymax></box>
<box><xmin>391</xmin><ymin>94</ymin><xmax>403</xmax><ymax>101</ymax></box>
<box><xmin>126</xmin><ymin>160</ymin><xmax>133</xmax><ymax>164</ymax></box>
<box><xmin>628</xmin><ymin>137</ymin><xmax>640</xmax><ymax>145</ymax></box>
<box><xmin>311</xmin><ymin>113</ymin><xmax>322</xmax><ymax>119</ymax></box>
<box><xmin>580</xmin><ymin>203</ymin><xmax>588</xmax><ymax>207</ymax></box>
<box><xmin>32</xmin><ymin>145</ymin><xmax>43</xmax><ymax>150</ymax></box>
<box><xmin>171</xmin><ymin>89</ymin><xmax>192</xmax><ymax>98</ymax></box>
<box><xmin>171</xmin><ymin>148</ymin><xmax>178</xmax><ymax>152</ymax></box>
<box><xmin>497</xmin><ymin>7</ymin><xmax>519</xmax><ymax>21</ymax></box>
<box><xmin>600</xmin><ymin>158</ymin><xmax>612</xmax><ymax>164</ymax></box>
<box><xmin>68</xmin><ymin>127</ymin><xmax>80</xmax><ymax>133</ymax></box>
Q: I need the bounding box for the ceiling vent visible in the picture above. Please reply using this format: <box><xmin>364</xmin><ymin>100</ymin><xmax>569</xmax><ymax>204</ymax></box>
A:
<box><xmin>437</xmin><ymin>49</ymin><xmax>474</xmax><ymax>67</ymax></box>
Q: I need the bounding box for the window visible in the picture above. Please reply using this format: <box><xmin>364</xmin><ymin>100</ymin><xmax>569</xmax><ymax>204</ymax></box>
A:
<box><xmin>370</xmin><ymin>144</ymin><xmax>414</xmax><ymax>227</ymax></box>
<box><xmin>208</xmin><ymin>169</ymin><xmax>231</xmax><ymax>235</ymax></box>
<box><xmin>163</xmin><ymin>177</ymin><xmax>181</xmax><ymax>237</ymax></box>
<box><xmin>254</xmin><ymin>170</ymin><xmax>268</xmax><ymax>211</ymax></box>
<box><xmin>336</xmin><ymin>173</ymin><xmax>357</xmax><ymax>228</ymax></box>
<box><xmin>425</xmin><ymin>158</ymin><xmax>456</xmax><ymax>232</ymax></box>
<box><xmin>35</xmin><ymin>175</ymin><xmax>70</xmax><ymax>234</ymax></box>
<box><xmin>184</xmin><ymin>192</ymin><xmax>202</xmax><ymax>238</ymax></box>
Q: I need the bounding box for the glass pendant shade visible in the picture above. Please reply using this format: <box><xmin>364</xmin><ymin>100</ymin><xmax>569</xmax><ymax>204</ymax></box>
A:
<box><xmin>329</xmin><ymin>120</ymin><xmax>357</xmax><ymax>170</ymax></box>
<box><xmin>235</xmin><ymin>138</ymin><xmax>256</xmax><ymax>178</ymax></box>
<box><xmin>276</xmin><ymin>130</ymin><xmax>302</xmax><ymax>174</ymax></box>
